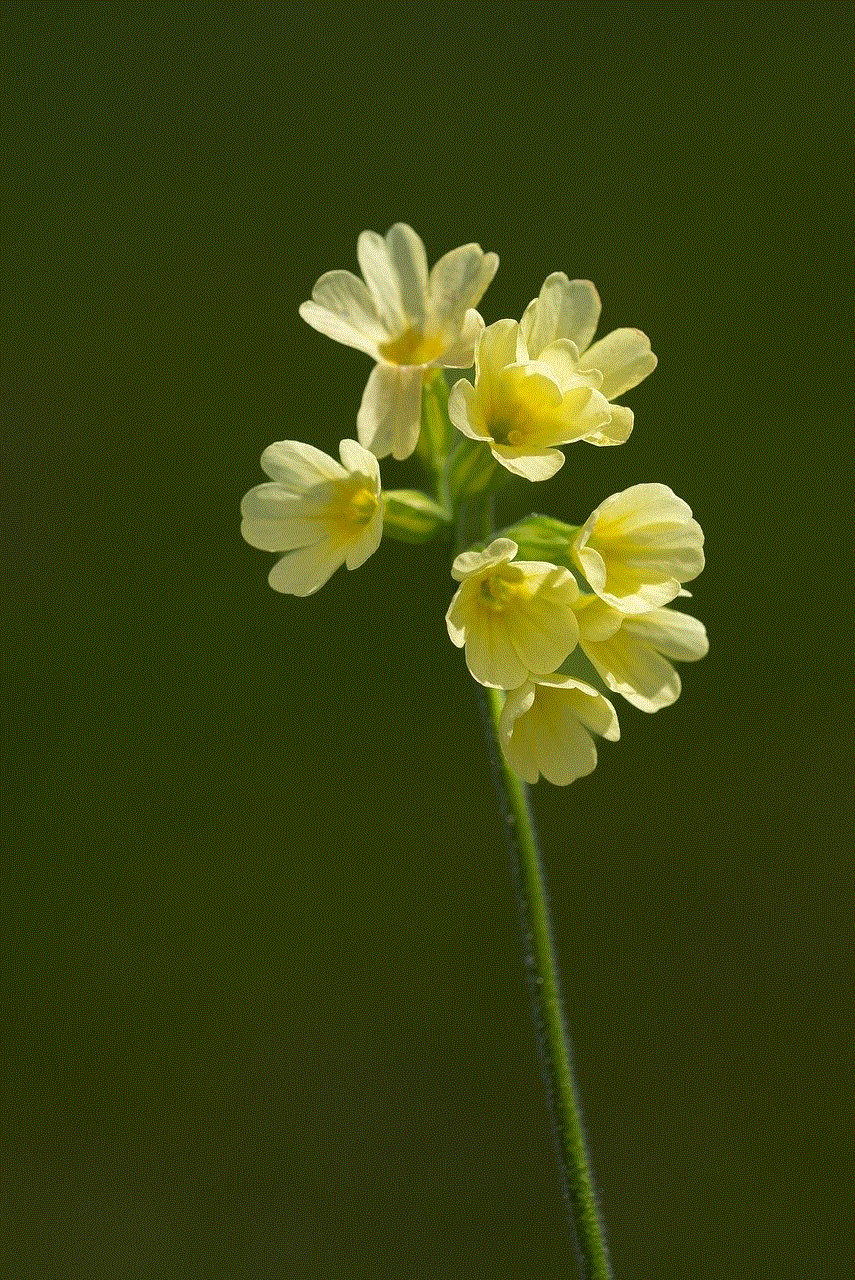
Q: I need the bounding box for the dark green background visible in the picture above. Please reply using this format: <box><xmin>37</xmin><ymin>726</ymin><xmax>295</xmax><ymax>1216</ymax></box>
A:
<box><xmin>4</xmin><ymin>3</ymin><xmax>853</xmax><ymax>1276</ymax></box>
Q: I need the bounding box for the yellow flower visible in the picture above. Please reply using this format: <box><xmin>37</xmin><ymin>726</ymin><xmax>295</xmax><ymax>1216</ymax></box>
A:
<box><xmin>241</xmin><ymin>439</ymin><xmax>382</xmax><ymax>595</ymax></box>
<box><xmin>446</xmin><ymin>539</ymin><xmax>580</xmax><ymax>689</ymax></box>
<box><xmin>447</xmin><ymin>320</ymin><xmax>613</xmax><ymax>481</ymax></box>
<box><xmin>499</xmin><ymin>675</ymin><xmax>620</xmax><ymax>786</ymax></box>
<box><xmin>573</xmin><ymin>484</ymin><xmax>705</xmax><ymax>614</ymax></box>
<box><xmin>299</xmin><ymin>224</ymin><xmax>498</xmax><ymax>461</ymax></box>
<box><xmin>575</xmin><ymin>595</ymin><xmax>709</xmax><ymax>712</ymax></box>
<box><xmin>519</xmin><ymin>272</ymin><xmax>657</xmax><ymax>446</ymax></box>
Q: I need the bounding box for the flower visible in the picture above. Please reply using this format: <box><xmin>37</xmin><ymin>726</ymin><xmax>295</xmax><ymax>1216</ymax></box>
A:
<box><xmin>575</xmin><ymin>595</ymin><xmax>709</xmax><ymax>712</ymax></box>
<box><xmin>518</xmin><ymin>272</ymin><xmax>657</xmax><ymax>446</ymax></box>
<box><xmin>446</xmin><ymin>539</ymin><xmax>580</xmax><ymax>689</ymax></box>
<box><xmin>499</xmin><ymin>674</ymin><xmax>620</xmax><ymax>786</ymax></box>
<box><xmin>573</xmin><ymin>484</ymin><xmax>705</xmax><ymax>614</ymax></box>
<box><xmin>241</xmin><ymin>439</ymin><xmax>382</xmax><ymax>595</ymax></box>
<box><xmin>299</xmin><ymin>224</ymin><xmax>498</xmax><ymax>462</ymax></box>
<box><xmin>447</xmin><ymin>320</ymin><xmax>613</xmax><ymax>481</ymax></box>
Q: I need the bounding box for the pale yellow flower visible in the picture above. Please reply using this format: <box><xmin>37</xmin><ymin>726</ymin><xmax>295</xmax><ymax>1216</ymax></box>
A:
<box><xmin>299</xmin><ymin>224</ymin><xmax>498</xmax><ymax>461</ymax></box>
<box><xmin>241</xmin><ymin>439</ymin><xmax>382</xmax><ymax>596</ymax></box>
<box><xmin>518</xmin><ymin>272</ymin><xmax>657</xmax><ymax>446</ymax></box>
<box><xmin>446</xmin><ymin>539</ymin><xmax>579</xmax><ymax>689</ymax></box>
<box><xmin>447</xmin><ymin>320</ymin><xmax>613</xmax><ymax>481</ymax></box>
<box><xmin>499</xmin><ymin>675</ymin><xmax>620</xmax><ymax>786</ymax></box>
<box><xmin>573</xmin><ymin>484</ymin><xmax>705</xmax><ymax>614</ymax></box>
<box><xmin>575</xmin><ymin>595</ymin><xmax>709</xmax><ymax>712</ymax></box>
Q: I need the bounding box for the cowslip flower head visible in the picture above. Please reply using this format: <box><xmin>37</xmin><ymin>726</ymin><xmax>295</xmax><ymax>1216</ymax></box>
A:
<box><xmin>447</xmin><ymin>320</ymin><xmax>613</xmax><ymax>481</ymax></box>
<box><xmin>573</xmin><ymin>483</ymin><xmax>705</xmax><ymax>615</ymax></box>
<box><xmin>299</xmin><ymin>224</ymin><xmax>498</xmax><ymax>462</ymax></box>
<box><xmin>499</xmin><ymin>674</ymin><xmax>620</xmax><ymax>786</ymax></box>
<box><xmin>574</xmin><ymin>595</ymin><xmax>709</xmax><ymax>712</ymax></box>
<box><xmin>241</xmin><ymin>439</ymin><xmax>382</xmax><ymax>596</ymax></box>
<box><xmin>519</xmin><ymin>272</ymin><xmax>657</xmax><ymax>447</ymax></box>
<box><xmin>446</xmin><ymin>538</ymin><xmax>580</xmax><ymax>690</ymax></box>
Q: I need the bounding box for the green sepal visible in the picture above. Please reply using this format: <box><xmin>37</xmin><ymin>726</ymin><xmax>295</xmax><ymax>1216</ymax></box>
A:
<box><xmin>415</xmin><ymin>369</ymin><xmax>454</xmax><ymax>472</ymax></box>
<box><xmin>445</xmin><ymin>437</ymin><xmax>503</xmax><ymax>500</ymax></box>
<box><xmin>498</xmin><ymin>513</ymin><xmax>581</xmax><ymax>567</ymax></box>
<box><xmin>382</xmin><ymin>489</ymin><xmax>452</xmax><ymax>544</ymax></box>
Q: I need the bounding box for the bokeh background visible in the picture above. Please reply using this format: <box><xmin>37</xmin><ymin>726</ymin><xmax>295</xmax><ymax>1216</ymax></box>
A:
<box><xmin>4</xmin><ymin>3</ymin><xmax>853</xmax><ymax>1277</ymax></box>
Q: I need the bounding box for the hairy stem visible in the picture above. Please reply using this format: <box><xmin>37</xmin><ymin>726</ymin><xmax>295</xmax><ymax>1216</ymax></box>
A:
<box><xmin>470</xmin><ymin>498</ymin><xmax>613</xmax><ymax>1280</ymax></box>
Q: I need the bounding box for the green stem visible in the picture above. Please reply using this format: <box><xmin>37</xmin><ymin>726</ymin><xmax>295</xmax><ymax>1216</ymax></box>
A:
<box><xmin>470</xmin><ymin>500</ymin><xmax>613</xmax><ymax>1280</ymax></box>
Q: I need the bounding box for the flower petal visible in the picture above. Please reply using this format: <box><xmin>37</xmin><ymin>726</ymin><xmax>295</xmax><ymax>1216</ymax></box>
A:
<box><xmin>338</xmin><ymin>438</ymin><xmax>381</xmax><ymax>486</ymax></box>
<box><xmin>520</xmin><ymin>274</ymin><xmax>602</xmax><ymax>359</ymax></box>
<box><xmin>299</xmin><ymin>301</ymin><xmax>382</xmax><ymax>358</ymax></box>
<box><xmin>268</xmin><ymin>539</ymin><xmax>347</xmax><ymax>596</ymax></box>
<box><xmin>385</xmin><ymin>223</ymin><xmax>428</xmax><ymax>327</ymax></box>
<box><xmin>447</xmin><ymin>378</ymin><xmax>487</xmax><ymax>440</ymax></box>
<box><xmin>429</xmin><ymin>244</ymin><xmax>498</xmax><ymax>331</ymax></box>
<box><xmin>440</xmin><ymin>309</ymin><xmax>484</xmax><ymax>368</ymax></box>
<box><xmin>491</xmin><ymin>447</ymin><xmax>565</xmax><ymax>481</ymax></box>
<box><xmin>622</xmin><ymin>609</ymin><xmax>709</xmax><ymax>662</ymax></box>
<box><xmin>451</xmin><ymin>539</ymin><xmax>518</xmax><ymax>582</ymax></box>
<box><xmin>357</xmin><ymin>230</ymin><xmax>406</xmax><ymax>334</ymax></box>
<box><xmin>475</xmin><ymin>319</ymin><xmax>519</xmax><ymax>381</ymax></box>
<box><xmin>580</xmin><ymin>629</ymin><xmax>681</xmax><ymax>713</ymax></box>
<box><xmin>584</xmin><ymin>404</ymin><xmax>633</xmax><ymax>447</ymax></box>
<box><xmin>504</xmin><ymin>571</ymin><xmax>580</xmax><ymax>676</ymax></box>
<box><xmin>464</xmin><ymin>611</ymin><xmax>529</xmax><ymax>689</ymax></box>
<box><xmin>357</xmin><ymin>364</ymin><xmax>424</xmax><ymax>461</ymax></box>
<box><xmin>579</xmin><ymin>328</ymin><xmax>657</xmax><ymax>400</ymax></box>
<box><xmin>260</xmin><ymin>440</ymin><xmax>347</xmax><ymax>489</ymax></box>
<box><xmin>345</xmin><ymin>504</ymin><xmax>383</xmax><ymax>570</ymax></box>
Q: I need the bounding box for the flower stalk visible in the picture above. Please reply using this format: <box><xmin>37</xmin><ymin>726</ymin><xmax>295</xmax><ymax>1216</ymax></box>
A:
<box><xmin>468</xmin><ymin>498</ymin><xmax>613</xmax><ymax>1280</ymax></box>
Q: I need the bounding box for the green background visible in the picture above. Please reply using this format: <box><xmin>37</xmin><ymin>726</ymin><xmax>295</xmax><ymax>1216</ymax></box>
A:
<box><xmin>4</xmin><ymin>3</ymin><xmax>853</xmax><ymax>1276</ymax></box>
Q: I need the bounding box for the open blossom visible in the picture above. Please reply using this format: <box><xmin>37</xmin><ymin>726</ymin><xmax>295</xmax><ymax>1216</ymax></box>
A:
<box><xmin>446</xmin><ymin>539</ymin><xmax>579</xmax><ymax>689</ymax></box>
<box><xmin>241</xmin><ymin>439</ymin><xmax>382</xmax><ymax>596</ymax></box>
<box><xmin>299</xmin><ymin>224</ymin><xmax>498</xmax><ymax>462</ymax></box>
<box><xmin>575</xmin><ymin>595</ymin><xmax>709</xmax><ymax>712</ymax></box>
<box><xmin>573</xmin><ymin>484</ymin><xmax>705</xmax><ymax>614</ymax></box>
<box><xmin>447</xmin><ymin>320</ymin><xmax>613</xmax><ymax>481</ymax></box>
<box><xmin>499</xmin><ymin>674</ymin><xmax>620</xmax><ymax>786</ymax></box>
<box><xmin>518</xmin><ymin>272</ymin><xmax>657</xmax><ymax>447</ymax></box>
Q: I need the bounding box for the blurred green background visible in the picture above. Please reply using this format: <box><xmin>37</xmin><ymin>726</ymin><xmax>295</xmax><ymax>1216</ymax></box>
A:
<box><xmin>4</xmin><ymin>3</ymin><xmax>853</xmax><ymax>1277</ymax></box>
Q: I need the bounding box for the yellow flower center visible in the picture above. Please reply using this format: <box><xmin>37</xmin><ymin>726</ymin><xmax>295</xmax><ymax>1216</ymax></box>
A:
<box><xmin>488</xmin><ymin>408</ymin><xmax>529</xmax><ymax>449</ymax></box>
<box><xmin>477</xmin><ymin>565</ymin><xmax>530</xmax><ymax>613</ymax></box>
<box><xmin>322</xmin><ymin>478</ymin><xmax>378</xmax><ymax>543</ymax></box>
<box><xmin>380</xmin><ymin>327</ymin><xmax>445</xmax><ymax>366</ymax></box>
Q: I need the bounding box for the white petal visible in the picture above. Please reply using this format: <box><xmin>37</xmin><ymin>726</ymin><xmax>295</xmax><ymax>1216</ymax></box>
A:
<box><xmin>579</xmin><ymin>328</ymin><xmax>657</xmax><ymax>401</ymax></box>
<box><xmin>338</xmin><ymin>438</ymin><xmax>381</xmax><ymax>486</ymax></box>
<box><xmin>475</xmin><ymin>319</ymin><xmax>519</xmax><ymax>381</ymax></box>
<box><xmin>260</xmin><ymin>440</ymin><xmax>347</xmax><ymax>489</ymax></box>
<box><xmin>530</xmin><ymin>340</ymin><xmax>583</xmax><ymax>391</ymax></box>
<box><xmin>492</xmin><ymin>447</ymin><xmax>565</xmax><ymax>481</ymax></box>
<box><xmin>445</xmin><ymin>585</ymin><xmax>469</xmax><ymax>646</ymax></box>
<box><xmin>305</xmin><ymin>270</ymin><xmax>387</xmax><ymax>339</ymax></box>
<box><xmin>440</xmin><ymin>309</ymin><xmax>484</xmax><ymax>368</ymax></box>
<box><xmin>298</xmin><ymin>301</ymin><xmax>381</xmax><ymax>358</ymax></box>
<box><xmin>385</xmin><ymin>223</ymin><xmax>428</xmax><ymax>326</ymax></box>
<box><xmin>584</xmin><ymin>404</ymin><xmax>634</xmax><ymax>447</ymax></box>
<box><xmin>622</xmin><ymin>609</ymin><xmax>709</xmax><ymax>662</ymax></box>
<box><xmin>357</xmin><ymin>230</ymin><xmax>406</xmax><ymax>334</ymax></box>
<box><xmin>357</xmin><ymin>364</ymin><xmax>424</xmax><ymax>461</ymax></box>
<box><xmin>520</xmin><ymin>274</ymin><xmax>602</xmax><ymax>359</ymax></box>
<box><xmin>240</xmin><ymin>485</ymin><xmax>325</xmax><ymax>551</ymax></box>
<box><xmin>451</xmin><ymin>539</ymin><xmax>518</xmax><ymax>582</ymax></box>
<box><xmin>464</xmin><ymin>612</ymin><xmax>529</xmax><ymax>689</ymax></box>
<box><xmin>345</xmin><ymin>505</ymin><xmax>383</xmax><ymax>570</ymax></box>
<box><xmin>504</xmin><ymin>574</ymin><xmax>580</xmax><ymax>676</ymax></box>
<box><xmin>268</xmin><ymin>539</ymin><xmax>347</xmax><ymax>596</ymax></box>
<box><xmin>429</xmin><ymin>244</ymin><xmax>498</xmax><ymax>331</ymax></box>
<box><xmin>447</xmin><ymin>379</ymin><xmax>487</xmax><ymax>440</ymax></box>
<box><xmin>580</xmin><ymin>630</ymin><xmax>680</xmax><ymax>713</ymax></box>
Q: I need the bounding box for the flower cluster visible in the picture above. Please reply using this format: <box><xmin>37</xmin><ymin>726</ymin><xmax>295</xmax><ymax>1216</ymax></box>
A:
<box><xmin>242</xmin><ymin>225</ymin><xmax>708</xmax><ymax>785</ymax></box>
